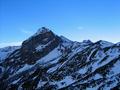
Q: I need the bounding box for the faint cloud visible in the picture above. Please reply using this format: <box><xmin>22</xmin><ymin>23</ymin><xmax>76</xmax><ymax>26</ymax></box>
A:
<box><xmin>77</xmin><ymin>26</ymin><xmax>84</xmax><ymax>30</ymax></box>
<box><xmin>0</xmin><ymin>42</ymin><xmax>22</xmax><ymax>48</ymax></box>
<box><xmin>21</xmin><ymin>29</ymin><xmax>33</xmax><ymax>34</ymax></box>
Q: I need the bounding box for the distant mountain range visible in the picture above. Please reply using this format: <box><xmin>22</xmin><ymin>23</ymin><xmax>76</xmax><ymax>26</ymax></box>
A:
<box><xmin>0</xmin><ymin>27</ymin><xmax>120</xmax><ymax>90</ymax></box>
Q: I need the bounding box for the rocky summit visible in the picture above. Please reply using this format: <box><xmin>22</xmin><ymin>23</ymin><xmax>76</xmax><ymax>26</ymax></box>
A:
<box><xmin>0</xmin><ymin>27</ymin><xmax>120</xmax><ymax>90</ymax></box>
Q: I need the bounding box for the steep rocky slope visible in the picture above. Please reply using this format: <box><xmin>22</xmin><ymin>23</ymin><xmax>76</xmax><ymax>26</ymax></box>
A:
<box><xmin>0</xmin><ymin>27</ymin><xmax>120</xmax><ymax>90</ymax></box>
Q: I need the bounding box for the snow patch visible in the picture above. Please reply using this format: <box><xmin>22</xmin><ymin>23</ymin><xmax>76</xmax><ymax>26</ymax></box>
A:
<box><xmin>94</xmin><ymin>74</ymin><xmax>102</xmax><ymax>80</ymax></box>
<box><xmin>56</xmin><ymin>76</ymin><xmax>75</xmax><ymax>89</ymax></box>
<box><xmin>12</xmin><ymin>78</ymin><xmax>21</xmax><ymax>84</ymax></box>
<box><xmin>98</xmin><ymin>40</ymin><xmax>114</xmax><ymax>48</ymax></box>
<box><xmin>0</xmin><ymin>46</ymin><xmax>20</xmax><ymax>61</ymax></box>
<box><xmin>16</xmin><ymin>64</ymin><xmax>34</xmax><ymax>73</ymax></box>
<box><xmin>78</xmin><ymin>67</ymin><xmax>87</xmax><ymax>74</ymax></box>
<box><xmin>47</xmin><ymin>64</ymin><xmax>60</xmax><ymax>73</ymax></box>
<box><xmin>37</xmin><ymin>80</ymin><xmax>47</xmax><ymax>88</ymax></box>
<box><xmin>37</xmin><ymin>47</ymin><xmax>62</xmax><ymax>64</ymax></box>
<box><xmin>109</xmin><ymin>60</ymin><xmax>120</xmax><ymax>77</ymax></box>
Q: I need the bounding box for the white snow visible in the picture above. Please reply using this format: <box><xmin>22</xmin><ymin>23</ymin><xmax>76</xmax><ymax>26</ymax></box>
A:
<box><xmin>82</xmin><ymin>40</ymin><xmax>92</xmax><ymax>43</ymax></box>
<box><xmin>37</xmin><ymin>47</ymin><xmax>62</xmax><ymax>64</ymax></box>
<box><xmin>50</xmin><ymin>57</ymin><xmax>61</xmax><ymax>64</ymax></box>
<box><xmin>37</xmin><ymin>80</ymin><xmax>47</xmax><ymax>88</ymax></box>
<box><xmin>94</xmin><ymin>74</ymin><xmax>102</xmax><ymax>80</ymax></box>
<box><xmin>58</xmin><ymin>43</ymin><xmax>89</xmax><ymax>70</ymax></box>
<box><xmin>33</xmin><ymin>27</ymin><xmax>50</xmax><ymax>37</ymax></box>
<box><xmin>16</xmin><ymin>64</ymin><xmax>34</xmax><ymax>74</ymax></box>
<box><xmin>12</xmin><ymin>78</ymin><xmax>21</xmax><ymax>84</ymax></box>
<box><xmin>0</xmin><ymin>46</ymin><xmax>20</xmax><ymax>61</ymax></box>
<box><xmin>60</xmin><ymin>36</ymin><xmax>72</xmax><ymax>43</ymax></box>
<box><xmin>100</xmin><ymin>56</ymin><xmax>116</xmax><ymax>67</ymax></box>
<box><xmin>25</xmin><ymin>27</ymin><xmax>51</xmax><ymax>42</ymax></box>
<box><xmin>56</xmin><ymin>76</ymin><xmax>75</xmax><ymax>89</ymax></box>
<box><xmin>35</xmin><ymin>40</ymin><xmax>53</xmax><ymax>51</ymax></box>
<box><xmin>36</xmin><ymin>45</ymin><xmax>46</xmax><ymax>51</ymax></box>
<box><xmin>87</xmin><ymin>49</ymin><xmax>97</xmax><ymax>62</ymax></box>
<box><xmin>103</xmin><ymin>75</ymin><xmax>119</xmax><ymax>90</ymax></box>
<box><xmin>116</xmin><ymin>42</ymin><xmax>120</xmax><ymax>46</ymax></box>
<box><xmin>109</xmin><ymin>60</ymin><xmax>120</xmax><ymax>77</ymax></box>
<box><xmin>107</xmin><ymin>48</ymin><xmax>120</xmax><ymax>56</ymax></box>
<box><xmin>99</xmin><ymin>40</ymin><xmax>114</xmax><ymax>48</ymax></box>
<box><xmin>91</xmin><ymin>47</ymin><xmax>120</xmax><ymax>72</ymax></box>
<box><xmin>87</xmin><ymin>87</ymin><xmax>98</xmax><ymax>90</ymax></box>
<box><xmin>0</xmin><ymin>51</ymin><xmax>8</xmax><ymax>61</ymax></box>
<box><xmin>78</xmin><ymin>67</ymin><xmax>87</xmax><ymax>74</ymax></box>
<box><xmin>66</xmin><ymin>41</ymin><xmax>89</xmax><ymax>61</ymax></box>
<box><xmin>92</xmin><ymin>56</ymin><xmax>111</xmax><ymax>72</ymax></box>
<box><xmin>47</xmin><ymin>64</ymin><xmax>60</xmax><ymax>73</ymax></box>
<box><xmin>0</xmin><ymin>66</ymin><xmax>4</xmax><ymax>75</ymax></box>
<box><xmin>95</xmin><ymin>50</ymin><xmax>106</xmax><ymax>59</ymax></box>
<box><xmin>86</xmin><ymin>85</ymin><xmax>101</xmax><ymax>90</ymax></box>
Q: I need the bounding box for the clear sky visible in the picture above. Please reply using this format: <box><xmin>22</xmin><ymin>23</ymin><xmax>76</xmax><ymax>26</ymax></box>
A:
<box><xmin>0</xmin><ymin>0</ymin><xmax>120</xmax><ymax>47</ymax></box>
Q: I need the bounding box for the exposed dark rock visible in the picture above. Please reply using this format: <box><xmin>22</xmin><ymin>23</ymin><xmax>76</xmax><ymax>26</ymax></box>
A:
<box><xmin>0</xmin><ymin>27</ymin><xmax>120</xmax><ymax>90</ymax></box>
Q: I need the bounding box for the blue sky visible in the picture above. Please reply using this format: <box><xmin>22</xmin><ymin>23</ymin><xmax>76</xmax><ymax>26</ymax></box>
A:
<box><xmin>0</xmin><ymin>0</ymin><xmax>120</xmax><ymax>47</ymax></box>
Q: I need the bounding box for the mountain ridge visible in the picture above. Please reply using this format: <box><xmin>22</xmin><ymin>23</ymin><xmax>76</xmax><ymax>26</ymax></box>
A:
<box><xmin>0</xmin><ymin>27</ymin><xmax>120</xmax><ymax>90</ymax></box>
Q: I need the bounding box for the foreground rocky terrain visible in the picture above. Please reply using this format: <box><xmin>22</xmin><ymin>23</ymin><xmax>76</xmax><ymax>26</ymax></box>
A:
<box><xmin>0</xmin><ymin>27</ymin><xmax>120</xmax><ymax>90</ymax></box>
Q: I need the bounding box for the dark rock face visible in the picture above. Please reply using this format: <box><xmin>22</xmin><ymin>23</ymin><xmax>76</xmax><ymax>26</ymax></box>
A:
<box><xmin>3</xmin><ymin>27</ymin><xmax>61</xmax><ymax>66</ymax></box>
<box><xmin>22</xmin><ymin>27</ymin><xmax>57</xmax><ymax>51</ymax></box>
<box><xmin>0</xmin><ymin>27</ymin><xmax>120</xmax><ymax>90</ymax></box>
<box><xmin>20</xmin><ymin>27</ymin><xmax>62</xmax><ymax>64</ymax></box>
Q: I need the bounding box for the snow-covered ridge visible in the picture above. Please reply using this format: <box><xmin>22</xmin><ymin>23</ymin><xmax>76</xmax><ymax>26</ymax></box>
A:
<box><xmin>0</xmin><ymin>27</ymin><xmax>120</xmax><ymax>90</ymax></box>
<box><xmin>95</xmin><ymin>40</ymin><xmax>114</xmax><ymax>48</ymax></box>
<box><xmin>60</xmin><ymin>36</ymin><xmax>72</xmax><ymax>43</ymax></box>
<box><xmin>116</xmin><ymin>42</ymin><xmax>120</xmax><ymax>46</ymax></box>
<box><xmin>0</xmin><ymin>46</ymin><xmax>20</xmax><ymax>62</ymax></box>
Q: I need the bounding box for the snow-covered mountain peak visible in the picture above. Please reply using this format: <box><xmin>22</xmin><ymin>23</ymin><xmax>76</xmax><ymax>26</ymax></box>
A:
<box><xmin>82</xmin><ymin>40</ymin><xmax>92</xmax><ymax>43</ymax></box>
<box><xmin>0</xmin><ymin>28</ymin><xmax>120</xmax><ymax>90</ymax></box>
<box><xmin>81</xmin><ymin>40</ymin><xmax>93</xmax><ymax>46</ymax></box>
<box><xmin>23</xmin><ymin>27</ymin><xmax>56</xmax><ymax>44</ymax></box>
<box><xmin>34</xmin><ymin>27</ymin><xmax>51</xmax><ymax>36</ymax></box>
<box><xmin>116</xmin><ymin>42</ymin><xmax>120</xmax><ymax>46</ymax></box>
<box><xmin>95</xmin><ymin>40</ymin><xmax>114</xmax><ymax>48</ymax></box>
